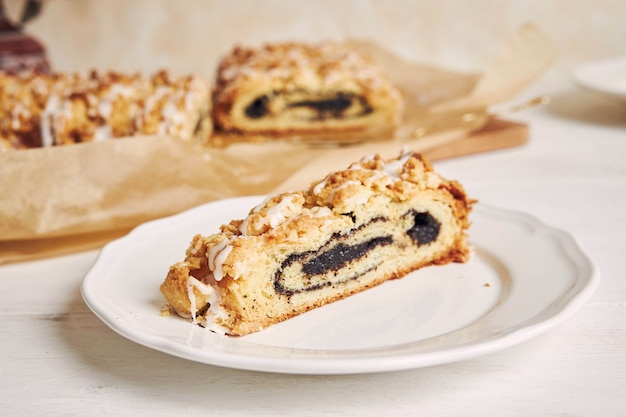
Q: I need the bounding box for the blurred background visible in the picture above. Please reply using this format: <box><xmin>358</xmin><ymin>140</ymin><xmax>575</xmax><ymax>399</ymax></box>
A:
<box><xmin>3</xmin><ymin>0</ymin><xmax>625</xmax><ymax>85</ymax></box>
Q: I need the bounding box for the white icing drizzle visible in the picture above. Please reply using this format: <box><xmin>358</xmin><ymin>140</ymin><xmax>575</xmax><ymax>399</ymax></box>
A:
<box><xmin>251</xmin><ymin>196</ymin><xmax>271</xmax><ymax>213</ymax></box>
<box><xmin>315</xmin><ymin>151</ymin><xmax>415</xmax><ymax>199</ymax></box>
<box><xmin>144</xmin><ymin>86</ymin><xmax>170</xmax><ymax>114</ymax></box>
<box><xmin>425</xmin><ymin>172</ymin><xmax>442</xmax><ymax>188</ymax></box>
<box><xmin>327</xmin><ymin>180</ymin><xmax>366</xmax><ymax>206</ymax></box>
<box><xmin>262</xmin><ymin>194</ymin><xmax>298</xmax><ymax>229</ymax></box>
<box><xmin>109</xmin><ymin>83</ymin><xmax>135</xmax><ymax>97</ymax></box>
<box><xmin>93</xmin><ymin>125</ymin><xmax>112</xmax><ymax>141</ymax></box>
<box><xmin>239</xmin><ymin>193</ymin><xmax>299</xmax><ymax>235</ymax></box>
<box><xmin>237</xmin><ymin>197</ymin><xmax>269</xmax><ymax>233</ymax></box>
<box><xmin>185</xmin><ymin>276</ymin><xmax>229</xmax><ymax>335</ymax></box>
<box><xmin>359</xmin><ymin>153</ymin><xmax>376</xmax><ymax>163</ymax></box>
<box><xmin>382</xmin><ymin>151</ymin><xmax>411</xmax><ymax>179</ymax></box>
<box><xmin>310</xmin><ymin>206</ymin><xmax>332</xmax><ymax>217</ymax></box>
<box><xmin>40</xmin><ymin>95</ymin><xmax>60</xmax><ymax>147</ymax></box>
<box><xmin>10</xmin><ymin>103</ymin><xmax>29</xmax><ymax>129</ymax></box>
<box><xmin>364</xmin><ymin>169</ymin><xmax>390</xmax><ymax>187</ymax></box>
<box><xmin>98</xmin><ymin>99</ymin><xmax>113</xmax><ymax>119</ymax></box>
<box><xmin>184</xmin><ymin>91</ymin><xmax>196</xmax><ymax>111</ymax></box>
<box><xmin>209</xmin><ymin>308</ymin><xmax>228</xmax><ymax>332</ymax></box>
<box><xmin>186</xmin><ymin>276</ymin><xmax>202</xmax><ymax>323</ymax></box>
<box><xmin>312</xmin><ymin>178</ymin><xmax>328</xmax><ymax>195</ymax></box>
<box><xmin>207</xmin><ymin>238</ymin><xmax>233</xmax><ymax>281</ymax></box>
<box><xmin>160</xmin><ymin>101</ymin><xmax>186</xmax><ymax>134</ymax></box>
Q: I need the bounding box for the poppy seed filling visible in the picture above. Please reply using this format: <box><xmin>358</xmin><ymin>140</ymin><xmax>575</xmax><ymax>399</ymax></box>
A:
<box><xmin>273</xmin><ymin>211</ymin><xmax>441</xmax><ymax>296</ymax></box>
<box><xmin>406</xmin><ymin>210</ymin><xmax>440</xmax><ymax>246</ymax></box>
<box><xmin>244</xmin><ymin>91</ymin><xmax>372</xmax><ymax>121</ymax></box>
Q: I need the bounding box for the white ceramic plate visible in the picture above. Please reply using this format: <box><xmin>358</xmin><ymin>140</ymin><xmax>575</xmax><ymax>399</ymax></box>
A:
<box><xmin>82</xmin><ymin>196</ymin><xmax>599</xmax><ymax>374</ymax></box>
<box><xmin>572</xmin><ymin>56</ymin><xmax>626</xmax><ymax>101</ymax></box>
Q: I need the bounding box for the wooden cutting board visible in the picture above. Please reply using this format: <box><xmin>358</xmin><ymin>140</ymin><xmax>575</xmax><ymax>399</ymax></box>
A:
<box><xmin>423</xmin><ymin>118</ymin><xmax>529</xmax><ymax>161</ymax></box>
<box><xmin>273</xmin><ymin>118</ymin><xmax>529</xmax><ymax>193</ymax></box>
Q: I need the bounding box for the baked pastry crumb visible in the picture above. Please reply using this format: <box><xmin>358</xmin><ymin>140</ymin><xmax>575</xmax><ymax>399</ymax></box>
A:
<box><xmin>0</xmin><ymin>70</ymin><xmax>211</xmax><ymax>150</ymax></box>
<box><xmin>160</xmin><ymin>148</ymin><xmax>474</xmax><ymax>336</ymax></box>
<box><xmin>212</xmin><ymin>41</ymin><xmax>403</xmax><ymax>138</ymax></box>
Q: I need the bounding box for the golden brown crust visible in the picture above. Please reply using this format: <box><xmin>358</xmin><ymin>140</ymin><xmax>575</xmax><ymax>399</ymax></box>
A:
<box><xmin>0</xmin><ymin>71</ymin><xmax>74</xmax><ymax>149</ymax></box>
<box><xmin>212</xmin><ymin>41</ymin><xmax>403</xmax><ymax>135</ymax></box>
<box><xmin>0</xmin><ymin>70</ymin><xmax>211</xmax><ymax>150</ymax></box>
<box><xmin>161</xmin><ymin>150</ymin><xmax>474</xmax><ymax>336</ymax></box>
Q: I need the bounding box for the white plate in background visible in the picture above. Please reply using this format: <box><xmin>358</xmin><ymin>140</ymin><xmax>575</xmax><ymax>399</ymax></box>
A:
<box><xmin>82</xmin><ymin>196</ymin><xmax>600</xmax><ymax>375</ymax></box>
<box><xmin>573</xmin><ymin>56</ymin><xmax>626</xmax><ymax>101</ymax></box>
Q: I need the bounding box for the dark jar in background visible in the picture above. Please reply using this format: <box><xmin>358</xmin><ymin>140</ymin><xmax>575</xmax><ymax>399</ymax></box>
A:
<box><xmin>0</xmin><ymin>0</ymin><xmax>49</xmax><ymax>74</ymax></box>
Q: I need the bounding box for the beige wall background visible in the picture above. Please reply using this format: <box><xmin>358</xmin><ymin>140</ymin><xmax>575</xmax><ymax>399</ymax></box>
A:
<box><xmin>5</xmin><ymin>0</ymin><xmax>626</xmax><ymax>85</ymax></box>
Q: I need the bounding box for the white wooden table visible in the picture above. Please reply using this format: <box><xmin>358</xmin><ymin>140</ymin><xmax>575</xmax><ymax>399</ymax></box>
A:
<box><xmin>2</xmin><ymin>81</ymin><xmax>625</xmax><ymax>416</ymax></box>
